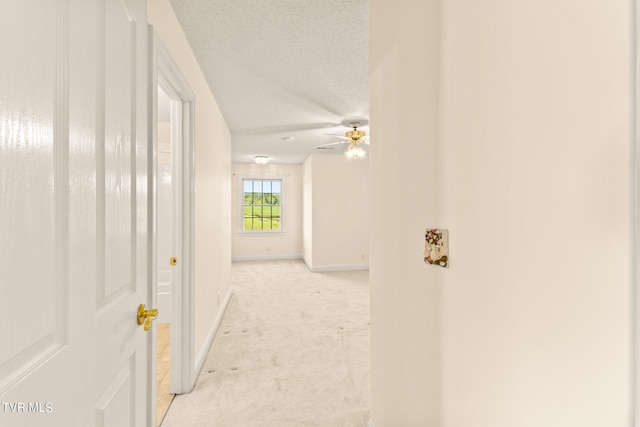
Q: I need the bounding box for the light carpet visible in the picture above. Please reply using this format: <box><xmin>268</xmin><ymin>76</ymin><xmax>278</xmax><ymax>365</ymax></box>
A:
<box><xmin>161</xmin><ymin>259</ymin><xmax>371</xmax><ymax>427</ymax></box>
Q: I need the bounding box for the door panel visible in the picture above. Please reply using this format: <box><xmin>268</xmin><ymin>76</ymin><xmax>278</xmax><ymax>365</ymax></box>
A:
<box><xmin>97</xmin><ymin>0</ymin><xmax>135</xmax><ymax>310</ymax></box>
<box><xmin>95</xmin><ymin>357</ymin><xmax>135</xmax><ymax>427</ymax></box>
<box><xmin>0</xmin><ymin>0</ymin><xmax>152</xmax><ymax>425</ymax></box>
<box><xmin>0</xmin><ymin>0</ymin><xmax>65</xmax><ymax>395</ymax></box>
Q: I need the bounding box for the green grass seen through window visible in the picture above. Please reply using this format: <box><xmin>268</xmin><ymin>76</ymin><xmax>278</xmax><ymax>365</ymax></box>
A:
<box><xmin>242</xmin><ymin>179</ymin><xmax>282</xmax><ymax>231</ymax></box>
<box><xmin>243</xmin><ymin>205</ymin><xmax>281</xmax><ymax>230</ymax></box>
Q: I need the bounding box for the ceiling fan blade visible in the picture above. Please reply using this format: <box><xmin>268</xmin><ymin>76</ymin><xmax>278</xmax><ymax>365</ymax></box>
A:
<box><xmin>314</xmin><ymin>141</ymin><xmax>346</xmax><ymax>149</ymax></box>
<box><xmin>324</xmin><ymin>133</ymin><xmax>349</xmax><ymax>139</ymax></box>
<box><xmin>233</xmin><ymin>122</ymin><xmax>341</xmax><ymax>136</ymax></box>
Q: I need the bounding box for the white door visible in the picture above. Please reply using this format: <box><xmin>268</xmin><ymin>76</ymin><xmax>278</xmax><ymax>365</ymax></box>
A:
<box><xmin>0</xmin><ymin>0</ymin><xmax>153</xmax><ymax>426</ymax></box>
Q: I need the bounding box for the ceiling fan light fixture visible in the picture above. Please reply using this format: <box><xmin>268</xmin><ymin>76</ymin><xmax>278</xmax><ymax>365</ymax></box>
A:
<box><xmin>346</xmin><ymin>129</ymin><xmax>366</xmax><ymax>142</ymax></box>
<box><xmin>254</xmin><ymin>156</ymin><xmax>269</xmax><ymax>165</ymax></box>
<box><xmin>316</xmin><ymin>120</ymin><xmax>370</xmax><ymax>153</ymax></box>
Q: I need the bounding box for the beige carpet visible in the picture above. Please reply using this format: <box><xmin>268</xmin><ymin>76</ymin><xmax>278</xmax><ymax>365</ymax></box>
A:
<box><xmin>161</xmin><ymin>259</ymin><xmax>370</xmax><ymax>427</ymax></box>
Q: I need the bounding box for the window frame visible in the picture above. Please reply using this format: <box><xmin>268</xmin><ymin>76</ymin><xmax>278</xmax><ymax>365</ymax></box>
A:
<box><xmin>237</xmin><ymin>176</ymin><xmax>285</xmax><ymax>234</ymax></box>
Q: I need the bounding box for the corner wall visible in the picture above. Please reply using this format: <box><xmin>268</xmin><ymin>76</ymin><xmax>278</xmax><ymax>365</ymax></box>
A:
<box><xmin>148</xmin><ymin>0</ymin><xmax>232</xmax><ymax>369</ymax></box>
<box><xmin>369</xmin><ymin>0</ymin><xmax>442</xmax><ymax>424</ymax></box>
<box><xmin>302</xmin><ymin>156</ymin><xmax>313</xmax><ymax>265</ymax></box>
<box><xmin>307</xmin><ymin>154</ymin><xmax>370</xmax><ymax>271</ymax></box>
<box><xmin>369</xmin><ymin>0</ymin><xmax>632</xmax><ymax>426</ymax></box>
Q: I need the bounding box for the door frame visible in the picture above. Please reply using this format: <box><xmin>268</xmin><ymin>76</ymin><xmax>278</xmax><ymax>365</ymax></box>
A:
<box><xmin>150</xmin><ymin>29</ymin><xmax>196</xmax><ymax>396</ymax></box>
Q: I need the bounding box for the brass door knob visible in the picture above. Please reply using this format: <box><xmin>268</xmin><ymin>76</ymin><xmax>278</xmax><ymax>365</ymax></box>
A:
<box><xmin>170</xmin><ymin>257</ymin><xmax>177</xmax><ymax>266</ymax></box>
<box><xmin>137</xmin><ymin>304</ymin><xmax>159</xmax><ymax>331</ymax></box>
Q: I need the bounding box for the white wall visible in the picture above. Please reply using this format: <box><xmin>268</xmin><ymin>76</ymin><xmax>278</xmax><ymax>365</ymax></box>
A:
<box><xmin>231</xmin><ymin>163</ymin><xmax>302</xmax><ymax>260</ymax></box>
<box><xmin>148</xmin><ymin>0</ymin><xmax>232</xmax><ymax>367</ymax></box>
<box><xmin>302</xmin><ymin>154</ymin><xmax>370</xmax><ymax>271</ymax></box>
<box><xmin>440</xmin><ymin>1</ymin><xmax>631</xmax><ymax>426</ymax></box>
<box><xmin>232</xmin><ymin>156</ymin><xmax>369</xmax><ymax>270</ymax></box>
<box><xmin>370</xmin><ymin>0</ymin><xmax>631</xmax><ymax>426</ymax></box>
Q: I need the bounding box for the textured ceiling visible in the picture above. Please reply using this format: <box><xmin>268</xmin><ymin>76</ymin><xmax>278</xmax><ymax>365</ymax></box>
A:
<box><xmin>168</xmin><ymin>0</ymin><xmax>369</xmax><ymax>164</ymax></box>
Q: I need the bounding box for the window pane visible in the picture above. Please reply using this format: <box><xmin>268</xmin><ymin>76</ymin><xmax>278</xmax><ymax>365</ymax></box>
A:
<box><xmin>255</xmin><ymin>205</ymin><xmax>262</xmax><ymax>230</ymax></box>
<box><xmin>244</xmin><ymin>205</ymin><xmax>251</xmax><ymax>230</ymax></box>
<box><xmin>273</xmin><ymin>205</ymin><xmax>280</xmax><ymax>230</ymax></box>
<box><xmin>273</xmin><ymin>181</ymin><xmax>281</xmax><ymax>205</ymax></box>
<box><xmin>252</xmin><ymin>205</ymin><xmax>257</xmax><ymax>230</ymax></box>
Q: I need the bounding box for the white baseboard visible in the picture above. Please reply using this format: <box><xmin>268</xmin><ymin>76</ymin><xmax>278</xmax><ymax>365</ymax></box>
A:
<box><xmin>302</xmin><ymin>256</ymin><xmax>311</xmax><ymax>270</ymax></box>
<box><xmin>307</xmin><ymin>263</ymin><xmax>370</xmax><ymax>272</ymax></box>
<box><xmin>232</xmin><ymin>254</ymin><xmax>302</xmax><ymax>262</ymax></box>
<box><xmin>195</xmin><ymin>287</ymin><xmax>233</xmax><ymax>377</ymax></box>
<box><xmin>302</xmin><ymin>256</ymin><xmax>369</xmax><ymax>272</ymax></box>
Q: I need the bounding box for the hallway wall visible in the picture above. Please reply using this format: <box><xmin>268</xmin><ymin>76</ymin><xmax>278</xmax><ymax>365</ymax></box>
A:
<box><xmin>439</xmin><ymin>2</ymin><xmax>631</xmax><ymax>426</ymax></box>
<box><xmin>370</xmin><ymin>0</ymin><xmax>632</xmax><ymax>426</ymax></box>
<box><xmin>148</xmin><ymin>0</ymin><xmax>232</xmax><ymax>367</ymax></box>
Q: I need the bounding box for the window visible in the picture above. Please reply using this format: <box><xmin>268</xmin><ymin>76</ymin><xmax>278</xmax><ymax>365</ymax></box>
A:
<box><xmin>242</xmin><ymin>179</ymin><xmax>282</xmax><ymax>231</ymax></box>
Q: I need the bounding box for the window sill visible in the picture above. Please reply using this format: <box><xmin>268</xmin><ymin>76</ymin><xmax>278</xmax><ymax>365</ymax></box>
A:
<box><xmin>237</xmin><ymin>230</ymin><xmax>286</xmax><ymax>235</ymax></box>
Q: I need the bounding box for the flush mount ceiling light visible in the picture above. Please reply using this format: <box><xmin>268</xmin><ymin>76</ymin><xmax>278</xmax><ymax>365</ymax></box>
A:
<box><xmin>254</xmin><ymin>156</ymin><xmax>269</xmax><ymax>165</ymax></box>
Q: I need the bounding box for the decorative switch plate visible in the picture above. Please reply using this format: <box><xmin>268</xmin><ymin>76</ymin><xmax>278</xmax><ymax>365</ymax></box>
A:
<box><xmin>424</xmin><ymin>228</ymin><xmax>448</xmax><ymax>268</ymax></box>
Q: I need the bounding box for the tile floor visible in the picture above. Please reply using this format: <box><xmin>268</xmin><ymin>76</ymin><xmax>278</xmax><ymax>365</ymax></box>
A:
<box><xmin>157</xmin><ymin>323</ymin><xmax>174</xmax><ymax>426</ymax></box>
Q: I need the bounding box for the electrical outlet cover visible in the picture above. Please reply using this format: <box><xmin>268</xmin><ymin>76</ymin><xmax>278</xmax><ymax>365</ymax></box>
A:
<box><xmin>424</xmin><ymin>228</ymin><xmax>448</xmax><ymax>268</ymax></box>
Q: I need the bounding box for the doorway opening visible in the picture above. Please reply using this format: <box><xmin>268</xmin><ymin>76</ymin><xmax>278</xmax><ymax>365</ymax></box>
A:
<box><xmin>152</xmin><ymin>32</ymin><xmax>196</xmax><ymax>426</ymax></box>
<box><xmin>156</xmin><ymin>85</ymin><xmax>175</xmax><ymax>425</ymax></box>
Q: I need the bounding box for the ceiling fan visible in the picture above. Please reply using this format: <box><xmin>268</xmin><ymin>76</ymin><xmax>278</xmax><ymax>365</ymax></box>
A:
<box><xmin>315</xmin><ymin>120</ymin><xmax>370</xmax><ymax>158</ymax></box>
